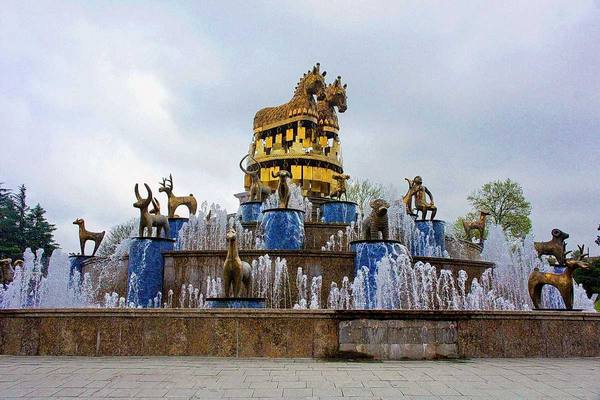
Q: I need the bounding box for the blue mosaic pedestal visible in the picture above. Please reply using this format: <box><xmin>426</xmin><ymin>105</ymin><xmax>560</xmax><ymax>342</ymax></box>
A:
<box><xmin>414</xmin><ymin>219</ymin><xmax>446</xmax><ymax>255</ymax></box>
<box><xmin>126</xmin><ymin>237</ymin><xmax>175</xmax><ymax>308</ymax></box>
<box><xmin>321</xmin><ymin>201</ymin><xmax>358</xmax><ymax>224</ymax></box>
<box><xmin>168</xmin><ymin>217</ymin><xmax>188</xmax><ymax>240</ymax></box>
<box><xmin>350</xmin><ymin>240</ymin><xmax>409</xmax><ymax>309</ymax></box>
<box><xmin>261</xmin><ymin>208</ymin><xmax>305</xmax><ymax>250</ymax></box>
<box><xmin>239</xmin><ymin>201</ymin><xmax>263</xmax><ymax>223</ymax></box>
<box><xmin>68</xmin><ymin>255</ymin><xmax>93</xmax><ymax>282</ymax></box>
<box><xmin>205</xmin><ymin>297</ymin><xmax>266</xmax><ymax>309</ymax></box>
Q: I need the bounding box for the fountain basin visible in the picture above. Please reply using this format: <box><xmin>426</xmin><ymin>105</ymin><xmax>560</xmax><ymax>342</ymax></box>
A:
<box><xmin>414</xmin><ymin>219</ymin><xmax>446</xmax><ymax>255</ymax></box>
<box><xmin>320</xmin><ymin>201</ymin><xmax>358</xmax><ymax>224</ymax></box>
<box><xmin>260</xmin><ymin>208</ymin><xmax>305</xmax><ymax>250</ymax></box>
<box><xmin>168</xmin><ymin>217</ymin><xmax>189</xmax><ymax>240</ymax></box>
<box><xmin>206</xmin><ymin>297</ymin><xmax>266</xmax><ymax>309</ymax></box>
<box><xmin>127</xmin><ymin>237</ymin><xmax>175</xmax><ymax>307</ymax></box>
<box><xmin>239</xmin><ymin>201</ymin><xmax>263</xmax><ymax>223</ymax></box>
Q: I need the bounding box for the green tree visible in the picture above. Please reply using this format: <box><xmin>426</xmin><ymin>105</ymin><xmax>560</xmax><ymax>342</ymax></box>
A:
<box><xmin>25</xmin><ymin>204</ymin><xmax>58</xmax><ymax>257</ymax></box>
<box><xmin>345</xmin><ymin>179</ymin><xmax>385</xmax><ymax>218</ymax></box>
<box><xmin>13</xmin><ymin>184</ymin><xmax>29</xmax><ymax>251</ymax></box>
<box><xmin>465</xmin><ymin>179</ymin><xmax>532</xmax><ymax>238</ymax></box>
<box><xmin>0</xmin><ymin>183</ymin><xmax>20</xmax><ymax>258</ymax></box>
<box><xmin>574</xmin><ymin>258</ymin><xmax>600</xmax><ymax>310</ymax></box>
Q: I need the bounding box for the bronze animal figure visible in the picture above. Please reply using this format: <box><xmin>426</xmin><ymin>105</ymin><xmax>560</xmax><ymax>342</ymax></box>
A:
<box><xmin>0</xmin><ymin>258</ymin><xmax>15</xmax><ymax>287</ymax></box>
<box><xmin>253</xmin><ymin>63</ymin><xmax>326</xmax><ymax>130</ymax></box>
<box><xmin>239</xmin><ymin>154</ymin><xmax>272</xmax><ymax>202</ymax></box>
<box><xmin>402</xmin><ymin>176</ymin><xmax>437</xmax><ymax>221</ymax></box>
<box><xmin>158</xmin><ymin>174</ymin><xmax>197</xmax><ymax>218</ymax></box>
<box><xmin>73</xmin><ymin>218</ymin><xmax>105</xmax><ymax>256</ymax></box>
<box><xmin>133</xmin><ymin>183</ymin><xmax>170</xmax><ymax>238</ymax></box>
<box><xmin>223</xmin><ymin>228</ymin><xmax>251</xmax><ymax>297</ymax></box>
<box><xmin>330</xmin><ymin>173</ymin><xmax>350</xmax><ymax>200</ymax></box>
<box><xmin>534</xmin><ymin>228</ymin><xmax>570</xmax><ymax>265</ymax></box>
<box><xmin>462</xmin><ymin>211</ymin><xmax>490</xmax><ymax>245</ymax></box>
<box><xmin>363</xmin><ymin>199</ymin><xmax>390</xmax><ymax>240</ymax></box>
<box><xmin>317</xmin><ymin>75</ymin><xmax>347</xmax><ymax>131</ymax></box>
<box><xmin>272</xmin><ymin>170</ymin><xmax>292</xmax><ymax>209</ymax></box>
<box><xmin>528</xmin><ymin>244</ymin><xmax>590</xmax><ymax>310</ymax></box>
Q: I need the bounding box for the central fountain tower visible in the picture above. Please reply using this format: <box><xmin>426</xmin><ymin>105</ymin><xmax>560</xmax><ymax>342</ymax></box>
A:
<box><xmin>243</xmin><ymin>63</ymin><xmax>347</xmax><ymax>199</ymax></box>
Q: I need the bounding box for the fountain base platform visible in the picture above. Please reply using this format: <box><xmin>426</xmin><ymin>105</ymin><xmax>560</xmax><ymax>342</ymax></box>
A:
<box><xmin>206</xmin><ymin>297</ymin><xmax>266</xmax><ymax>309</ymax></box>
<box><xmin>1</xmin><ymin>309</ymin><xmax>599</xmax><ymax>359</ymax></box>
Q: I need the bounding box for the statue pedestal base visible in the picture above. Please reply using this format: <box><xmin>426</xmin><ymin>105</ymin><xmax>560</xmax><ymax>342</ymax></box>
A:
<box><xmin>261</xmin><ymin>208</ymin><xmax>305</xmax><ymax>250</ymax></box>
<box><xmin>68</xmin><ymin>255</ymin><xmax>94</xmax><ymax>282</ymax></box>
<box><xmin>239</xmin><ymin>201</ymin><xmax>262</xmax><ymax>223</ymax></box>
<box><xmin>168</xmin><ymin>217</ymin><xmax>189</xmax><ymax>240</ymax></box>
<box><xmin>320</xmin><ymin>201</ymin><xmax>358</xmax><ymax>224</ymax></box>
<box><xmin>206</xmin><ymin>297</ymin><xmax>266</xmax><ymax>309</ymax></box>
<box><xmin>127</xmin><ymin>237</ymin><xmax>175</xmax><ymax>308</ymax></box>
<box><xmin>349</xmin><ymin>240</ymin><xmax>410</xmax><ymax>309</ymax></box>
<box><xmin>414</xmin><ymin>219</ymin><xmax>446</xmax><ymax>256</ymax></box>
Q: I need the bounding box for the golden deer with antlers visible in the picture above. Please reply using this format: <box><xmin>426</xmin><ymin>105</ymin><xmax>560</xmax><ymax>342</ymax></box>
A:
<box><xmin>158</xmin><ymin>174</ymin><xmax>197</xmax><ymax>218</ymax></box>
<box><xmin>528</xmin><ymin>244</ymin><xmax>590</xmax><ymax>310</ymax></box>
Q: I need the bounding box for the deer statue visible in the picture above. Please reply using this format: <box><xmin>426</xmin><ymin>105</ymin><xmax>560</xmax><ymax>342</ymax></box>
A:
<box><xmin>272</xmin><ymin>169</ymin><xmax>292</xmax><ymax>209</ymax></box>
<box><xmin>223</xmin><ymin>228</ymin><xmax>251</xmax><ymax>297</ymax></box>
<box><xmin>528</xmin><ymin>244</ymin><xmax>590</xmax><ymax>310</ymax></box>
<box><xmin>330</xmin><ymin>173</ymin><xmax>350</xmax><ymax>200</ymax></box>
<box><xmin>133</xmin><ymin>183</ymin><xmax>170</xmax><ymax>238</ymax></box>
<box><xmin>72</xmin><ymin>218</ymin><xmax>105</xmax><ymax>256</ymax></box>
<box><xmin>534</xmin><ymin>228</ymin><xmax>570</xmax><ymax>265</ymax></box>
<box><xmin>158</xmin><ymin>174</ymin><xmax>197</xmax><ymax>218</ymax></box>
<box><xmin>462</xmin><ymin>211</ymin><xmax>491</xmax><ymax>245</ymax></box>
<box><xmin>239</xmin><ymin>154</ymin><xmax>272</xmax><ymax>202</ymax></box>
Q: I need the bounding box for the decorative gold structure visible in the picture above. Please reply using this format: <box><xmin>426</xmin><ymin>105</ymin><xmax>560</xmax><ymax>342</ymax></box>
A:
<box><xmin>330</xmin><ymin>173</ymin><xmax>350</xmax><ymax>200</ymax></box>
<box><xmin>534</xmin><ymin>228</ymin><xmax>570</xmax><ymax>265</ymax></box>
<box><xmin>239</xmin><ymin>154</ymin><xmax>272</xmax><ymax>202</ymax></box>
<box><xmin>363</xmin><ymin>199</ymin><xmax>390</xmax><ymax>240</ymax></box>
<box><xmin>72</xmin><ymin>218</ymin><xmax>105</xmax><ymax>256</ymax></box>
<box><xmin>245</xmin><ymin>63</ymin><xmax>348</xmax><ymax>198</ymax></box>
<box><xmin>528</xmin><ymin>245</ymin><xmax>590</xmax><ymax>310</ymax></box>
<box><xmin>133</xmin><ymin>183</ymin><xmax>170</xmax><ymax>238</ymax></box>
<box><xmin>223</xmin><ymin>228</ymin><xmax>251</xmax><ymax>297</ymax></box>
<box><xmin>462</xmin><ymin>210</ymin><xmax>490</xmax><ymax>245</ymax></box>
<box><xmin>158</xmin><ymin>174</ymin><xmax>197</xmax><ymax>218</ymax></box>
<box><xmin>272</xmin><ymin>170</ymin><xmax>292</xmax><ymax>208</ymax></box>
<box><xmin>403</xmin><ymin>176</ymin><xmax>437</xmax><ymax>221</ymax></box>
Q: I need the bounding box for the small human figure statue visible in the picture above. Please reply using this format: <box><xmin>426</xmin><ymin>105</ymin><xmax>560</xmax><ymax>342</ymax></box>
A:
<box><xmin>402</xmin><ymin>176</ymin><xmax>437</xmax><ymax>221</ymax></box>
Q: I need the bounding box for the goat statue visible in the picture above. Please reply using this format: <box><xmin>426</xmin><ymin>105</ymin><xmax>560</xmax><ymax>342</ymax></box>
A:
<box><xmin>239</xmin><ymin>154</ymin><xmax>272</xmax><ymax>202</ymax></box>
<box><xmin>528</xmin><ymin>244</ymin><xmax>590</xmax><ymax>310</ymax></box>
<box><xmin>534</xmin><ymin>228</ymin><xmax>570</xmax><ymax>265</ymax></box>
<box><xmin>272</xmin><ymin>169</ymin><xmax>292</xmax><ymax>209</ymax></box>
<box><xmin>223</xmin><ymin>228</ymin><xmax>251</xmax><ymax>297</ymax></box>
<box><xmin>462</xmin><ymin>210</ymin><xmax>490</xmax><ymax>245</ymax></box>
<box><xmin>158</xmin><ymin>174</ymin><xmax>197</xmax><ymax>218</ymax></box>
<box><xmin>133</xmin><ymin>183</ymin><xmax>170</xmax><ymax>238</ymax></box>
<box><xmin>73</xmin><ymin>218</ymin><xmax>105</xmax><ymax>256</ymax></box>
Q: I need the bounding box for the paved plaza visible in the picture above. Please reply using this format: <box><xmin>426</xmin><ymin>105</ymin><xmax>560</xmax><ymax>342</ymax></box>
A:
<box><xmin>0</xmin><ymin>356</ymin><xmax>598</xmax><ymax>400</ymax></box>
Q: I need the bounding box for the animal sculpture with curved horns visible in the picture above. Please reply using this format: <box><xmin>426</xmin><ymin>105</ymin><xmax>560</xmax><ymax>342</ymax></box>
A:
<box><xmin>253</xmin><ymin>63</ymin><xmax>327</xmax><ymax>130</ymax></box>
<box><xmin>239</xmin><ymin>154</ymin><xmax>272</xmax><ymax>202</ymax></box>
<box><xmin>133</xmin><ymin>183</ymin><xmax>170</xmax><ymax>238</ymax></box>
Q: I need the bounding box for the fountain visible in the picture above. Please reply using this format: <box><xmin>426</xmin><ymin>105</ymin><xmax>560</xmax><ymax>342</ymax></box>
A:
<box><xmin>0</xmin><ymin>63</ymin><xmax>598</xmax><ymax>359</ymax></box>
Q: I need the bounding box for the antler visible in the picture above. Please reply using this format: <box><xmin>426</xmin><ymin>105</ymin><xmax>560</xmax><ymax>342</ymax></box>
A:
<box><xmin>576</xmin><ymin>244</ymin><xmax>589</xmax><ymax>260</ymax></box>
<box><xmin>167</xmin><ymin>174</ymin><xmax>173</xmax><ymax>189</ymax></box>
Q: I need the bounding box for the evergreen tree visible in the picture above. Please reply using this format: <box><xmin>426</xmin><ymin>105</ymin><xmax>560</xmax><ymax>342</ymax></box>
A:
<box><xmin>12</xmin><ymin>184</ymin><xmax>29</xmax><ymax>251</ymax></box>
<box><xmin>0</xmin><ymin>183</ymin><xmax>20</xmax><ymax>258</ymax></box>
<box><xmin>26</xmin><ymin>204</ymin><xmax>58</xmax><ymax>257</ymax></box>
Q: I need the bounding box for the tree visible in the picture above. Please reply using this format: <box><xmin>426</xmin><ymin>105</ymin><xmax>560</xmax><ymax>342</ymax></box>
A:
<box><xmin>0</xmin><ymin>183</ymin><xmax>20</xmax><ymax>258</ymax></box>
<box><xmin>26</xmin><ymin>204</ymin><xmax>58</xmax><ymax>257</ymax></box>
<box><xmin>97</xmin><ymin>219</ymin><xmax>137</xmax><ymax>257</ymax></box>
<box><xmin>574</xmin><ymin>258</ymin><xmax>600</xmax><ymax>310</ymax></box>
<box><xmin>466</xmin><ymin>179</ymin><xmax>532</xmax><ymax>238</ymax></box>
<box><xmin>345</xmin><ymin>179</ymin><xmax>385</xmax><ymax>218</ymax></box>
<box><xmin>12</xmin><ymin>184</ymin><xmax>29</xmax><ymax>251</ymax></box>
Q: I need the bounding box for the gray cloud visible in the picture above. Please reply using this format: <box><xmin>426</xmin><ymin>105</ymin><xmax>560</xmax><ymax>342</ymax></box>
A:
<box><xmin>1</xmin><ymin>1</ymin><xmax>599</xmax><ymax>254</ymax></box>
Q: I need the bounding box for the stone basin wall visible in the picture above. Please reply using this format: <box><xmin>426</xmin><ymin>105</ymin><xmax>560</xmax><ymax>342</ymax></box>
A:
<box><xmin>1</xmin><ymin>309</ymin><xmax>598</xmax><ymax>359</ymax></box>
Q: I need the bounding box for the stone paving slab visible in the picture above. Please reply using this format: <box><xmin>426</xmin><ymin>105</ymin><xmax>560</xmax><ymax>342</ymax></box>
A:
<box><xmin>0</xmin><ymin>356</ymin><xmax>599</xmax><ymax>399</ymax></box>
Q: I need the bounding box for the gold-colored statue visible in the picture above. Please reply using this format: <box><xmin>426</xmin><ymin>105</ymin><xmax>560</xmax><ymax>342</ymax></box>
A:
<box><xmin>239</xmin><ymin>154</ymin><xmax>272</xmax><ymax>202</ymax></box>
<box><xmin>363</xmin><ymin>199</ymin><xmax>390</xmax><ymax>240</ymax></box>
<box><xmin>272</xmin><ymin>170</ymin><xmax>292</xmax><ymax>208</ymax></box>
<box><xmin>0</xmin><ymin>259</ymin><xmax>15</xmax><ymax>287</ymax></box>
<box><xmin>462</xmin><ymin>210</ymin><xmax>490</xmax><ymax>245</ymax></box>
<box><xmin>158</xmin><ymin>174</ymin><xmax>197</xmax><ymax>218</ymax></box>
<box><xmin>72</xmin><ymin>218</ymin><xmax>106</xmax><ymax>256</ymax></box>
<box><xmin>246</xmin><ymin>64</ymin><xmax>347</xmax><ymax>198</ymax></box>
<box><xmin>133</xmin><ymin>183</ymin><xmax>170</xmax><ymax>238</ymax></box>
<box><xmin>534</xmin><ymin>228</ymin><xmax>570</xmax><ymax>265</ymax></box>
<box><xmin>403</xmin><ymin>176</ymin><xmax>437</xmax><ymax>220</ymax></box>
<box><xmin>330</xmin><ymin>173</ymin><xmax>350</xmax><ymax>200</ymax></box>
<box><xmin>528</xmin><ymin>244</ymin><xmax>590</xmax><ymax>310</ymax></box>
<box><xmin>223</xmin><ymin>228</ymin><xmax>251</xmax><ymax>297</ymax></box>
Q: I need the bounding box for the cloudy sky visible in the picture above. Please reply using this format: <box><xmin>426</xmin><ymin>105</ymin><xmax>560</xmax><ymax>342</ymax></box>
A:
<box><xmin>1</xmin><ymin>1</ymin><xmax>599</xmax><ymax>255</ymax></box>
